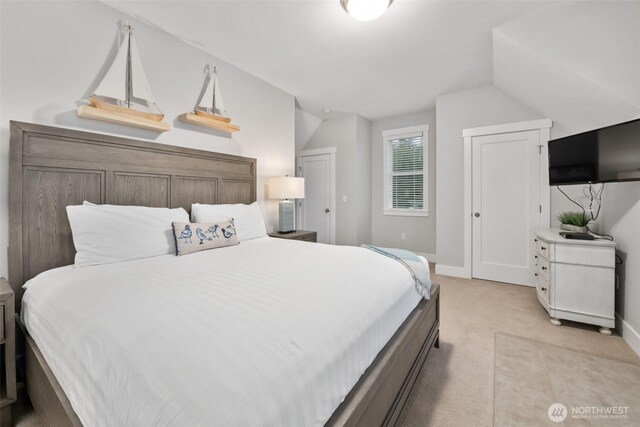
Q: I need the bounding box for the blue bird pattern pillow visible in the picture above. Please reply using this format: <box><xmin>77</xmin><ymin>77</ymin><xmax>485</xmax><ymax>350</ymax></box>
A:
<box><xmin>172</xmin><ymin>219</ymin><xmax>239</xmax><ymax>255</ymax></box>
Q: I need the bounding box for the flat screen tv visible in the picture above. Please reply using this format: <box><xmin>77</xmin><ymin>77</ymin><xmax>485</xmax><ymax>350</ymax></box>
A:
<box><xmin>549</xmin><ymin>118</ymin><xmax>640</xmax><ymax>185</ymax></box>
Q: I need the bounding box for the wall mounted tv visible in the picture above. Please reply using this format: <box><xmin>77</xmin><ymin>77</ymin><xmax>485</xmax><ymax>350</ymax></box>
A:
<box><xmin>549</xmin><ymin>118</ymin><xmax>640</xmax><ymax>185</ymax></box>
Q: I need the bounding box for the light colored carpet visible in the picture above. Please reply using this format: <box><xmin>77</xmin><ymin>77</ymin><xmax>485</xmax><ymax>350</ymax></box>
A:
<box><xmin>12</xmin><ymin>272</ymin><xmax>640</xmax><ymax>426</ymax></box>
<box><xmin>494</xmin><ymin>333</ymin><xmax>640</xmax><ymax>426</ymax></box>
<box><xmin>397</xmin><ymin>271</ymin><xmax>639</xmax><ymax>427</ymax></box>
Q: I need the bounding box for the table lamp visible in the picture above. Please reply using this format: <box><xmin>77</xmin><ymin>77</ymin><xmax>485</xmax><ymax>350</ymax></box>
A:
<box><xmin>267</xmin><ymin>176</ymin><xmax>305</xmax><ymax>233</ymax></box>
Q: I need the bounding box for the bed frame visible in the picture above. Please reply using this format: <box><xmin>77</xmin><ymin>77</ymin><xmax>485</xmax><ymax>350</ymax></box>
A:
<box><xmin>8</xmin><ymin>121</ymin><xmax>440</xmax><ymax>426</ymax></box>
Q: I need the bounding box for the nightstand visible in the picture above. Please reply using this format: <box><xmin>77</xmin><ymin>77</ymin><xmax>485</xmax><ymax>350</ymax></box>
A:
<box><xmin>268</xmin><ymin>230</ymin><xmax>317</xmax><ymax>243</ymax></box>
<box><xmin>0</xmin><ymin>278</ymin><xmax>16</xmax><ymax>427</ymax></box>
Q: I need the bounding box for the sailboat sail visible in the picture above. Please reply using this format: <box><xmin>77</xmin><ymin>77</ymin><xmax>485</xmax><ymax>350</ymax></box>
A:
<box><xmin>94</xmin><ymin>36</ymin><xmax>128</xmax><ymax>102</ymax></box>
<box><xmin>129</xmin><ymin>35</ymin><xmax>157</xmax><ymax>106</ymax></box>
<box><xmin>195</xmin><ymin>73</ymin><xmax>215</xmax><ymax>112</ymax></box>
<box><xmin>195</xmin><ymin>67</ymin><xmax>228</xmax><ymax>118</ymax></box>
<box><xmin>213</xmin><ymin>74</ymin><xmax>227</xmax><ymax>116</ymax></box>
<box><xmin>92</xmin><ymin>24</ymin><xmax>160</xmax><ymax>113</ymax></box>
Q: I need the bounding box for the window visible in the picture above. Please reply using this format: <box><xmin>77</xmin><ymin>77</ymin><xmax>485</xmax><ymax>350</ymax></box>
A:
<box><xmin>382</xmin><ymin>125</ymin><xmax>429</xmax><ymax>217</ymax></box>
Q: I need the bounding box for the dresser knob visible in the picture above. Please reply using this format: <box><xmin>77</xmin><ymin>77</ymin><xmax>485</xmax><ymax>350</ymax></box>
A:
<box><xmin>541</xmin><ymin>266</ymin><xmax>547</xmax><ymax>270</ymax></box>
<box><xmin>541</xmin><ymin>246</ymin><xmax>546</xmax><ymax>250</ymax></box>
<box><xmin>534</xmin><ymin>273</ymin><xmax>538</xmax><ymax>276</ymax></box>
<box><xmin>541</xmin><ymin>287</ymin><xmax>547</xmax><ymax>291</ymax></box>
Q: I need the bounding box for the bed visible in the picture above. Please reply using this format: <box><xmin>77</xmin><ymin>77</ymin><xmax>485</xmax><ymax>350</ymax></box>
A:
<box><xmin>8</xmin><ymin>121</ymin><xmax>440</xmax><ymax>426</ymax></box>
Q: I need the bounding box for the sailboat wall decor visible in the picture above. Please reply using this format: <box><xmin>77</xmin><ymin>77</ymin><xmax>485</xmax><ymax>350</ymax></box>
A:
<box><xmin>179</xmin><ymin>66</ymin><xmax>240</xmax><ymax>133</ymax></box>
<box><xmin>77</xmin><ymin>24</ymin><xmax>171</xmax><ymax>132</ymax></box>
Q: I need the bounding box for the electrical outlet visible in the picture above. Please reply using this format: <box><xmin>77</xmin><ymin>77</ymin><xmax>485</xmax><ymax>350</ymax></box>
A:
<box><xmin>401</xmin><ymin>233</ymin><xmax>406</xmax><ymax>240</ymax></box>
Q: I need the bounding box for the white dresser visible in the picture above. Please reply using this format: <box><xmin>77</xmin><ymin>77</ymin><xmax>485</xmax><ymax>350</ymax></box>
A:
<box><xmin>534</xmin><ymin>228</ymin><xmax>616</xmax><ymax>334</ymax></box>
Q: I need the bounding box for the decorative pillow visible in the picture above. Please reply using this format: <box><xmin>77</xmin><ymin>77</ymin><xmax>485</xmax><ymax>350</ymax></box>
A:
<box><xmin>67</xmin><ymin>204</ymin><xmax>190</xmax><ymax>266</ymax></box>
<box><xmin>172</xmin><ymin>219</ymin><xmax>239</xmax><ymax>255</ymax></box>
<box><xmin>191</xmin><ymin>202</ymin><xmax>267</xmax><ymax>241</ymax></box>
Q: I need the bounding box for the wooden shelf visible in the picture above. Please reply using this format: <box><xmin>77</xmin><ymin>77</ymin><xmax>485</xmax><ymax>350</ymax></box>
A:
<box><xmin>77</xmin><ymin>105</ymin><xmax>171</xmax><ymax>132</ymax></box>
<box><xmin>179</xmin><ymin>112</ymin><xmax>240</xmax><ymax>133</ymax></box>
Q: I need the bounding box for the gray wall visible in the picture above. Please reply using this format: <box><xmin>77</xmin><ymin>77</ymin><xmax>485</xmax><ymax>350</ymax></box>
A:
<box><xmin>601</xmin><ymin>182</ymin><xmax>640</xmax><ymax>354</ymax></box>
<box><xmin>371</xmin><ymin>110</ymin><xmax>437</xmax><ymax>258</ymax></box>
<box><xmin>493</xmin><ymin>0</ymin><xmax>640</xmax><ymax>354</ymax></box>
<box><xmin>435</xmin><ymin>85</ymin><xmax>543</xmax><ymax>269</ymax></box>
<box><xmin>0</xmin><ymin>0</ymin><xmax>295</xmax><ymax>278</ymax></box>
<box><xmin>303</xmin><ymin>113</ymin><xmax>371</xmax><ymax>246</ymax></box>
<box><xmin>356</xmin><ymin>115</ymin><xmax>372</xmax><ymax>245</ymax></box>
<box><xmin>295</xmin><ymin>108</ymin><xmax>322</xmax><ymax>155</ymax></box>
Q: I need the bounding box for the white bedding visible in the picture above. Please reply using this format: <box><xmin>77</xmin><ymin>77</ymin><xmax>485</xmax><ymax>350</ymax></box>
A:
<box><xmin>21</xmin><ymin>237</ymin><xmax>426</xmax><ymax>426</ymax></box>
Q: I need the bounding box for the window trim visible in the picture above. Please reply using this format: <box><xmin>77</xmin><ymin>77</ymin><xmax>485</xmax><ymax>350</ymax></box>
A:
<box><xmin>382</xmin><ymin>124</ymin><xmax>429</xmax><ymax>217</ymax></box>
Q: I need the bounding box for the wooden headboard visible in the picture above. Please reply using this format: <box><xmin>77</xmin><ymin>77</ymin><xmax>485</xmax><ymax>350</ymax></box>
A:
<box><xmin>8</xmin><ymin>121</ymin><xmax>256</xmax><ymax>306</ymax></box>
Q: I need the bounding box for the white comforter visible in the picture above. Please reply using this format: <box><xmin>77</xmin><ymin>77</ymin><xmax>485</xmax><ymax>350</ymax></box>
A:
<box><xmin>21</xmin><ymin>237</ymin><xmax>425</xmax><ymax>426</ymax></box>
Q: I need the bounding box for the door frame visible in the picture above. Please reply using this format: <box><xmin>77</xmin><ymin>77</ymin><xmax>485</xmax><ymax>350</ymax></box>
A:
<box><xmin>462</xmin><ymin>119</ymin><xmax>553</xmax><ymax>279</ymax></box>
<box><xmin>297</xmin><ymin>147</ymin><xmax>337</xmax><ymax>244</ymax></box>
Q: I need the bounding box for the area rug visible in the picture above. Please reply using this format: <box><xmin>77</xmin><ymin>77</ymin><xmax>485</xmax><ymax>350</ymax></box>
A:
<box><xmin>494</xmin><ymin>333</ymin><xmax>640</xmax><ymax>426</ymax></box>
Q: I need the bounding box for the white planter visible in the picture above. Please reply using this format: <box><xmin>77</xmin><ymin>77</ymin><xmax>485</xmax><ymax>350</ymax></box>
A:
<box><xmin>560</xmin><ymin>223</ymin><xmax>588</xmax><ymax>232</ymax></box>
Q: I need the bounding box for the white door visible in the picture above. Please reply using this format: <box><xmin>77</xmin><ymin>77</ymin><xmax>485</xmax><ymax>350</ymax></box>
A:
<box><xmin>298</xmin><ymin>152</ymin><xmax>335</xmax><ymax>244</ymax></box>
<box><xmin>472</xmin><ymin>130</ymin><xmax>541</xmax><ymax>286</ymax></box>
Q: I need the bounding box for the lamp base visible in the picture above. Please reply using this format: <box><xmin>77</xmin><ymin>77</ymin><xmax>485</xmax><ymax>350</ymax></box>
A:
<box><xmin>278</xmin><ymin>200</ymin><xmax>296</xmax><ymax>233</ymax></box>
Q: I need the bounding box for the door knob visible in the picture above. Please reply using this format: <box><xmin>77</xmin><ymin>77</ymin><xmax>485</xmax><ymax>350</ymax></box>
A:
<box><xmin>325</xmin><ymin>208</ymin><xmax>330</xmax><ymax>213</ymax></box>
<box><xmin>474</xmin><ymin>212</ymin><xmax>480</xmax><ymax>217</ymax></box>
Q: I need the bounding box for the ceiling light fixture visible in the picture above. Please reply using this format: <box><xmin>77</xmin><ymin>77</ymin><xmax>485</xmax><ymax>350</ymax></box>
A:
<box><xmin>340</xmin><ymin>0</ymin><xmax>394</xmax><ymax>22</ymax></box>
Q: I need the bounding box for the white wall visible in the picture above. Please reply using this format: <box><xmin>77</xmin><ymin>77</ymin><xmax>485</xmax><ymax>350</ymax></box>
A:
<box><xmin>435</xmin><ymin>86</ymin><xmax>543</xmax><ymax>270</ymax></box>
<box><xmin>302</xmin><ymin>112</ymin><xmax>371</xmax><ymax>246</ymax></box>
<box><xmin>0</xmin><ymin>0</ymin><xmax>295</xmax><ymax>278</ymax></box>
<box><xmin>371</xmin><ymin>110</ymin><xmax>436</xmax><ymax>258</ymax></box>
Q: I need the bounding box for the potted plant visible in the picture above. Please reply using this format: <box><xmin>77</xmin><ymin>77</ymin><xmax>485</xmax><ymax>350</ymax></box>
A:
<box><xmin>558</xmin><ymin>211</ymin><xmax>590</xmax><ymax>232</ymax></box>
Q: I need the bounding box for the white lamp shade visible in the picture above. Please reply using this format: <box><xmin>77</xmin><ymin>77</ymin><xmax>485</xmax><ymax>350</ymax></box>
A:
<box><xmin>267</xmin><ymin>176</ymin><xmax>305</xmax><ymax>199</ymax></box>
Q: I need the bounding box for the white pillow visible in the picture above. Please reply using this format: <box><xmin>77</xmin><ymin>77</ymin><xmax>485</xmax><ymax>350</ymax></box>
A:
<box><xmin>191</xmin><ymin>202</ymin><xmax>267</xmax><ymax>241</ymax></box>
<box><xmin>67</xmin><ymin>204</ymin><xmax>189</xmax><ymax>267</ymax></box>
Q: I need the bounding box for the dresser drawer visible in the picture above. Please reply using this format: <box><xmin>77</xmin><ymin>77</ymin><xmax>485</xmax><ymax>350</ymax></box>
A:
<box><xmin>0</xmin><ymin>305</ymin><xmax>4</xmax><ymax>341</ymax></box>
<box><xmin>537</xmin><ymin>256</ymin><xmax>551</xmax><ymax>283</ymax></box>
<box><xmin>554</xmin><ymin>244</ymin><xmax>615</xmax><ymax>267</ymax></box>
<box><xmin>536</xmin><ymin>275</ymin><xmax>550</xmax><ymax>305</ymax></box>
<box><xmin>536</xmin><ymin>239</ymin><xmax>553</xmax><ymax>260</ymax></box>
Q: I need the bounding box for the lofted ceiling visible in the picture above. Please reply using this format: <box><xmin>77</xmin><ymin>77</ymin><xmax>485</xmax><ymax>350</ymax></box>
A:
<box><xmin>106</xmin><ymin>0</ymin><xmax>561</xmax><ymax>121</ymax></box>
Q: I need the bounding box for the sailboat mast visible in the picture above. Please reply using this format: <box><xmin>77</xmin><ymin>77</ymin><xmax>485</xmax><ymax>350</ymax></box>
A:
<box><xmin>211</xmin><ymin>66</ymin><xmax>216</xmax><ymax>115</ymax></box>
<box><xmin>126</xmin><ymin>24</ymin><xmax>133</xmax><ymax>108</ymax></box>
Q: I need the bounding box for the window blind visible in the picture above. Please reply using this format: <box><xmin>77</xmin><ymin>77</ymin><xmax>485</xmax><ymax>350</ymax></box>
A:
<box><xmin>386</xmin><ymin>134</ymin><xmax>424</xmax><ymax>210</ymax></box>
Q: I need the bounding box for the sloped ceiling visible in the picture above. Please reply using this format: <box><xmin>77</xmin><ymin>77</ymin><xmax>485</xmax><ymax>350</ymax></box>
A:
<box><xmin>104</xmin><ymin>0</ymin><xmax>559</xmax><ymax>120</ymax></box>
<box><xmin>493</xmin><ymin>1</ymin><xmax>640</xmax><ymax>137</ymax></box>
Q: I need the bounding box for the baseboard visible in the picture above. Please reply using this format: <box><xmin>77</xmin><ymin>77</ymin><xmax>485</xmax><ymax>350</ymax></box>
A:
<box><xmin>415</xmin><ymin>252</ymin><xmax>437</xmax><ymax>263</ymax></box>
<box><xmin>434</xmin><ymin>264</ymin><xmax>470</xmax><ymax>279</ymax></box>
<box><xmin>615</xmin><ymin>313</ymin><xmax>640</xmax><ymax>357</ymax></box>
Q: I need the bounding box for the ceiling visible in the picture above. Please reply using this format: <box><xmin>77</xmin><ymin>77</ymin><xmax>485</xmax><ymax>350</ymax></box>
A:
<box><xmin>106</xmin><ymin>0</ymin><xmax>560</xmax><ymax>121</ymax></box>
